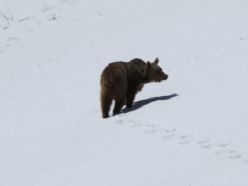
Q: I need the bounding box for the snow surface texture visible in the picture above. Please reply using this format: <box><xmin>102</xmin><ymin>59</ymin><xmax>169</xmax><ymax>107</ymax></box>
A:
<box><xmin>1</xmin><ymin>0</ymin><xmax>248</xmax><ymax>185</ymax></box>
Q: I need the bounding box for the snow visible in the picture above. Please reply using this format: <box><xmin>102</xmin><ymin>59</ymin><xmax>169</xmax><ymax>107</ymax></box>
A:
<box><xmin>1</xmin><ymin>0</ymin><xmax>248</xmax><ymax>185</ymax></box>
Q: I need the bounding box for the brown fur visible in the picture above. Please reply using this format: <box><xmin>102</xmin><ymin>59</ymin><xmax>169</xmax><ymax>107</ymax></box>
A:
<box><xmin>100</xmin><ymin>58</ymin><xmax>168</xmax><ymax>118</ymax></box>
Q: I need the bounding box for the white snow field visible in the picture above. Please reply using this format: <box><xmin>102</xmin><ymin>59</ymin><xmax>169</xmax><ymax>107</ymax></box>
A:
<box><xmin>1</xmin><ymin>0</ymin><xmax>248</xmax><ymax>185</ymax></box>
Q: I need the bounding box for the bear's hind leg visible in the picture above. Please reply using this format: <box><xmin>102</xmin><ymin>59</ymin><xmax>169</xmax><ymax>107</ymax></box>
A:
<box><xmin>113</xmin><ymin>98</ymin><xmax>125</xmax><ymax>116</ymax></box>
<box><xmin>101</xmin><ymin>93</ymin><xmax>112</xmax><ymax>118</ymax></box>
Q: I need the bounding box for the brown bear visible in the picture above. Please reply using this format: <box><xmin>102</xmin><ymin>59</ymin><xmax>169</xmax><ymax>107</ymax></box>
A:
<box><xmin>100</xmin><ymin>58</ymin><xmax>168</xmax><ymax>118</ymax></box>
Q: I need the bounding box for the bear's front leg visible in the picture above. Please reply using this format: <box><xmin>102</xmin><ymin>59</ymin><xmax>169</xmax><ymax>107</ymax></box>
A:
<box><xmin>126</xmin><ymin>90</ymin><xmax>137</xmax><ymax>108</ymax></box>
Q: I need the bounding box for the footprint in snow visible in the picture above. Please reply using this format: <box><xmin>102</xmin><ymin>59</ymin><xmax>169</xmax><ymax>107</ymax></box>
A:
<box><xmin>144</xmin><ymin>124</ymin><xmax>157</xmax><ymax>134</ymax></box>
<box><xmin>239</xmin><ymin>36</ymin><xmax>246</xmax><ymax>41</ymax></box>
<box><xmin>18</xmin><ymin>16</ymin><xmax>33</xmax><ymax>23</ymax></box>
<box><xmin>126</xmin><ymin>119</ymin><xmax>144</xmax><ymax>128</ymax></box>
<box><xmin>2</xmin><ymin>26</ymin><xmax>9</xmax><ymax>30</ymax></box>
<box><xmin>97</xmin><ymin>11</ymin><xmax>103</xmax><ymax>17</ymax></box>
<box><xmin>162</xmin><ymin>129</ymin><xmax>177</xmax><ymax>140</ymax></box>
<box><xmin>178</xmin><ymin>135</ymin><xmax>192</xmax><ymax>145</ymax></box>
<box><xmin>197</xmin><ymin>140</ymin><xmax>209</xmax><ymax>145</ymax></box>
<box><xmin>229</xmin><ymin>153</ymin><xmax>243</xmax><ymax>159</ymax></box>
<box><xmin>217</xmin><ymin>143</ymin><xmax>230</xmax><ymax>148</ymax></box>
<box><xmin>200</xmin><ymin>144</ymin><xmax>212</xmax><ymax>149</ymax></box>
<box><xmin>197</xmin><ymin>140</ymin><xmax>212</xmax><ymax>149</ymax></box>
<box><xmin>115</xmin><ymin>119</ymin><xmax>125</xmax><ymax>124</ymax></box>
<box><xmin>130</xmin><ymin>122</ymin><xmax>143</xmax><ymax>128</ymax></box>
<box><xmin>215</xmin><ymin>149</ymin><xmax>232</xmax><ymax>155</ymax></box>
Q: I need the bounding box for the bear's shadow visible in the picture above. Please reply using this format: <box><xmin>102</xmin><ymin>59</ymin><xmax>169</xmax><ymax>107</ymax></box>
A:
<box><xmin>121</xmin><ymin>93</ymin><xmax>178</xmax><ymax>114</ymax></box>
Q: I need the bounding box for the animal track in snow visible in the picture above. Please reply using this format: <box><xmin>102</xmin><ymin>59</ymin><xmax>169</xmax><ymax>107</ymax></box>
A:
<box><xmin>122</xmin><ymin>118</ymin><xmax>248</xmax><ymax>165</ymax></box>
<box><xmin>115</xmin><ymin>119</ymin><xmax>124</xmax><ymax>124</ymax></box>
<box><xmin>144</xmin><ymin>124</ymin><xmax>158</xmax><ymax>134</ymax></box>
<box><xmin>197</xmin><ymin>140</ymin><xmax>212</xmax><ymax>150</ymax></box>
<box><xmin>130</xmin><ymin>122</ymin><xmax>143</xmax><ymax>128</ymax></box>
<box><xmin>229</xmin><ymin>153</ymin><xmax>243</xmax><ymax>159</ymax></box>
<box><xmin>217</xmin><ymin>143</ymin><xmax>230</xmax><ymax>148</ymax></box>
<box><xmin>178</xmin><ymin>135</ymin><xmax>192</xmax><ymax>145</ymax></box>
<box><xmin>162</xmin><ymin>129</ymin><xmax>177</xmax><ymax>140</ymax></box>
<box><xmin>18</xmin><ymin>16</ymin><xmax>33</xmax><ymax>23</ymax></box>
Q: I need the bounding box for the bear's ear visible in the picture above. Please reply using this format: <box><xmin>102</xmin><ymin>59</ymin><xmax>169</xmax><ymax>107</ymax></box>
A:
<box><xmin>143</xmin><ymin>62</ymin><xmax>151</xmax><ymax>77</ymax></box>
<box><xmin>153</xmin><ymin>58</ymin><xmax>159</xmax><ymax>64</ymax></box>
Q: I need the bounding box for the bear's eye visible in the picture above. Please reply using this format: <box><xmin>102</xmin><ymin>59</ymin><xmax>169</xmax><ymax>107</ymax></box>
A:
<box><xmin>156</xmin><ymin>69</ymin><xmax>162</xmax><ymax>73</ymax></box>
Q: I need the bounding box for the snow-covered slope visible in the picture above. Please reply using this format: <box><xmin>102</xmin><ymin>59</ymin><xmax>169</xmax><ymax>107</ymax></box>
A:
<box><xmin>1</xmin><ymin>0</ymin><xmax>248</xmax><ymax>185</ymax></box>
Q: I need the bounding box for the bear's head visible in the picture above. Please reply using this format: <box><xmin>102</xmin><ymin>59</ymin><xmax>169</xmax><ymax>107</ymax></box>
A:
<box><xmin>143</xmin><ymin>58</ymin><xmax>168</xmax><ymax>82</ymax></box>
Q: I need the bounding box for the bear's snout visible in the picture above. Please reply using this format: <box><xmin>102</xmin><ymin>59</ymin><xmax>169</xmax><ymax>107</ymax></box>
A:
<box><xmin>162</xmin><ymin>73</ymin><xmax>168</xmax><ymax>80</ymax></box>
